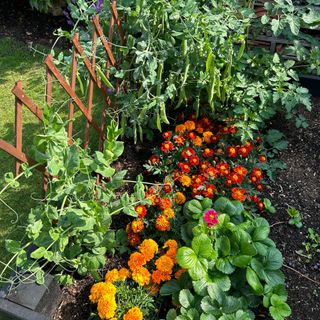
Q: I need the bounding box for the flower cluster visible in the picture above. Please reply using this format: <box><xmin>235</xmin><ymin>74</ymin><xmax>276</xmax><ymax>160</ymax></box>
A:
<box><xmin>146</xmin><ymin>116</ymin><xmax>267</xmax><ymax>211</ymax></box>
<box><xmin>127</xmin><ymin>238</ymin><xmax>178</xmax><ymax>290</ymax></box>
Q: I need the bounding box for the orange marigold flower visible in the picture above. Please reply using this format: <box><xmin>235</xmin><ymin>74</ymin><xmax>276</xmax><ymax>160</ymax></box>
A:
<box><xmin>149</xmin><ymin>155</ymin><xmax>160</xmax><ymax>165</ymax></box>
<box><xmin>203</xmin><ymin>148</ymin><xmax>214</xmax><ymax>157</ymax></box>
<box><xmin>128</xmin><ymin>252</ymin><xmax>146</xmax><ymax>271</ymax></box>
<box><xmin>202</xmin><ymin>184</ymin><xmax>216</xmax><ymax>199</ymax></box>
<box><xmin>189</xmin><ymin>155</ymin><xmax>200</xmax><ymax>166</ymax></box>
<box><xmin>97</xmin><ymin>296</ymin><xmax>117</xmax><ymax>319</ymax></box>
<box><xmin>163</xmin><ymin>239</ymin><xmax>178</xmax><ymax>251</ymax></box>
<box><xmin>184</xmin><ymin>120</ymin><xmax>196</xmax><ymax>131</ymax></box>
<box><xmin>238</xmin><ymin>146</ymin><xmax>249</xmax><ymax>157</ymax></box>
<box><xmin>128</xmin><ymin>232</ymin><xmax>141</xmax><ymax>247</ymax></box>
<box><xmin>259</xmin><ymin>155</ymin><xmax>267</xmax><ymax>163</ymax></box>
<box><xmin>89</xmin><ymin>282</ymin><xmax>116</xmax><ymax>303</ymax></box>
<box><xmin>155</xmin><ymin>215</ymin><xmax>170</xmax><ymax>232</ymax></box>
<box><xmin>175</xmin><ymin>124</ymin><xmax>187</xmax><ymax>133</ymax></box>
<box><xmin>139</xmin><ymin>239</ymin><xmax>158</xmax><ymax>261</ymax></box>
<box><xmin>131</xmin><ymin>218</ymin><xmax>145</xmax><ymax>233</ymax></box>
<box><xmin>252</xmin><ymin>167</ymin><xmax>263</xmax><ymax>180</ymax></box>
<box><xmin>257</xmin><ymin>201</ymin><xmax>264</xmax><ymax>211</ymax></box>
<box><xmin>123</xmin><ymin>306</ymin><xmax>143</xmax><ymax>320</ymax></box>
<box><xmin>155</xmin><ymin>255</ymin><xmax>174</xmax><ymax>273</ymax></box>
<box><xmin>192</xmin><ymin>136</ymin><xmax>202</xmax><ymax>147</ymax></box>
<box><xmin>159</xmin><ymin>197</ymin><xmax>172</xmax><ymax>210</ymax></box>
<box><xmin>118</xmin><ymin>268</ymin><xmax>131</xmax><ymax>281</ymax></box>
<box><xmin>234</xmin><ymin>166</ymin><xmax>248</xmax><ymax>177</ymax></box>
<box><xmin>162</xmin><ymin>131</ymin><xmax>172</xmax><ymax>140</ymax></box>
<box><xmin>132</xmin><ymin>267</ymin><xmax>151</xmax><ymax>286</ymax></box>
<box><xmin>163</xmin><ymin>208</ymin><xmax>175</xmax><ymax>219</ymax></box>
<box><xmin>135</xmin><ymin>205</ymin><xmax>147</xmax><ymax>218</ymax></box>
<box><xmin>151</xmin><ymin>270</ymin><xmax>171</xmax><ymax>284</ymax></box>
<box><xmin>174</xmin><ymin>268</ymin><xmax>187</xmax><ymax>280</ymax></box>
<box><xmin>173</xmin><ymin>135</ymin><xmax>185</xmax><ymax>146</ymax></box>
<box><xmin>179</xmin><ymin>174</ymin><xmax>192</xmax><ymax>187</ymax></box>
<box><xmin>231</xmin><ymin>188</ymin><xmax>247</xmax><ymax>202</ymax></box>
<box><xmin>202</xmin><ymin>131</ymin><xmax>213</xmax><ymax>143</ymax></box>
<box><xmin>105</xmin><ymin>269</ymin><xmax>119</xmax><ymax>283</ymax></box>
<box><xmin>227</xmin><ymin>146</ymin><xmax>237</xmax><ymax>158</ymax></box>
<box><xmin>179</xmin><ymin>162</ymin><xmax>191</xmax><ymax>173</ymax></box>
<box><xmin>174</xmin><ymin>192</ymin><xmax>186</xmax><ymax>205</ymax></box>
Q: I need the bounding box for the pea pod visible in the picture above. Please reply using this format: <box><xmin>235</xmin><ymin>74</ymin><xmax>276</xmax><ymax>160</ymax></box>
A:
<box><xmin>156</xmin><ymin>61</ymin><xmax>164</xmax><ymax>97</ymax></box>
<box><xmin>237</xmin><ymin>39</ymin><xmax>245</xmax><ymax>61</ymax></box>
<box><xmin>206</xmin><ymin>51</ymin><xmax>213</xmax><ymax>74</ymax></box>
<box><xmin>76</xmin><ymin>73</ymin><xmax>84</xmax><ymax>96</ymax></box>
<box><xmin>175</xmin><ymin>87</ymin><xmax>186</xmax><ymax>109</ymax></box>
<box><xmin>160</xmin><ymin>101</ymin><xmax>170</xmax><ymax>124</ymax></box>
<box><xmin>120</xmin><ymin>114</ymin><xmax>126</xmax><ymax>138</ymax></box>
<box><xmin>195</xmin><ymin>94</ymin><xmax>200</xmax><ymax>118</ymax></box>
<box><xmin>182</xmin><ymin>39</ymin><xmax>188</xmax><ymax>56</ymax></box>
<box><xmin>182</xmin><ymin>56</ymin><xmax>190</xmax><ymax>86</ymax></box>
<box><xmin>156</xmin><ymin>110</ymin><xmax>162</xmax><ymax>132</ymax></box>
<box><xmin>96</xmin><ymin>65</ymin><xmax>114</xmax><ymax>89</ymax></box>
<box><xmin>133</xmin><ymin>121</ymin><xmax>137</xmax><ymax>144</ymax></box>
<box><xmin>138</xmin><ymin>124</ymin><xmax>143</xmax><ymax>142</ymax></box>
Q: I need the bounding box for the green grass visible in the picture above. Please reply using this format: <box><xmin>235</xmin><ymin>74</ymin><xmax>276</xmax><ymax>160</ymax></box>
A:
<box><xmin>0</xmin><ymin>38</ymin><xmax>52</xmax><ymax>274</ymax></box>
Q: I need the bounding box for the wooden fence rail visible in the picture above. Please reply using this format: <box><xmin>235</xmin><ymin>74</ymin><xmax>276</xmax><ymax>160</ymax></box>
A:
<box><xmin>0</xmin><ymin>2</ymin><xmax>124</xmax><ymax>191</ymax></box>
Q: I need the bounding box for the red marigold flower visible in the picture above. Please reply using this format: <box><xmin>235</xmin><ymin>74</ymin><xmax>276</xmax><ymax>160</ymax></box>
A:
<box><xmin>211</xmin><ymin>134</ymin><xmax>220</xmax><ymax>143</ymax></box>
<box><xmin>160</xmin><ymin>141</ymin><xmax>174</xmax><ymax>153</ymax></box>
<box><xmin>225</xmin><ymin>177</ymin><xmax>233</xmax><ymax>187</ymax></box>
<box><xmin>204</xmin><ymin>209</ymin><xmax>219</xmax><ymax>227</ymax></box>
<box><xmin>186</xmin><ymin>132</ymin><xmax>197</xmax><ymax>140</ymax></box>
<box><xmin>229</xmin><ymin>125</ymin><xmax>237</xmax><ymax>134</ymax></box>
<box><xmin>159</xmin><ymin>197</ymin><xmax>173</xmax><ymax>210</ymax></box>
<box><xmin>234</xmin><ymin>166</ymin><xmax>248</xmax><ymax>177</ymax></box>
<box><xmin>217</xmin><ymin>162</ymin><xmax>230</xmax><ymax>176</ymax></box>
<box><xmin>128</xmin><ymin>232</ymin><xmax>141</xmax><ymax>247</ymax></box>
<box><xmin>238</xmin><ymin>146</ymin><xmax>249</xmax><ymax>157</ymax></box>
<box><xmin>252</xmin><ymin>167</ymin><xmax>263</xmax><ymax>180</ymax></box>
<box><xmin>259</xmin><ymin>155</ymin><xmax>267</xmax><ymax>163</ymax></box>
<box><xmin>172</xmin><ymin>170</ymin><xmax>180</xmax><ymax>181</ymax></box>
<box><xmin>229</xmin><ymin>172</ymin><xmax>242</xmax><ymax>184</ymax></box>
<box><xmin>135</xmin><ymin>205</ymin><xmax>147</xmax><ymax>218</ymax></box>
<box><xmin>203</xmin><ymin>148</ymin><xmax>214</xmax><ymax>158</ymax></box>
<box><xmin>162</xmin><ymin>184</ymin><xmax>172</xmax><ymax>193</ymax></box>
<box><xmin>231</xmin><ymin>188</ymin><xmax>246</xmax><ymax>202</ymax></box>
<box><xmin>173</xmin><ymin>135</ymin><xmax>185</xmax><ymax>146</ymax></box>
<box><xmin>181</xmin><ymin>147</ymin><xmax>195</xmax><ymax>159</ymax></box>
<box><xmin>256</xmin><ymin>184</ymin><xmax>263</xmax><ymax>191</ymax></box>
<box><xmin>221</xmin><ymin>126</ymin><xmax>229</xmax><ymax>134</ymax></box>
<box><xmin>202</xmin><ymin>184</ymin><xmax>216</xmax><ymax>199</ymax></box>
<box><xmin>189</xmin><ymin>155</ymin><xmax>200</xmax><ymax>166</ymax></box>
<box><xmin>207</xmin><ymin>167</ymin><xmax>219</xmax><ymax>178</ymax></box>
<box><xmin>131</xmin><ymin>218</ymin><xmax>145</xmax><ymax>233</ymax></box>
<box><xmin>192</xmin><ymin>175</ymin><xmax>205</xmax><ymax>187</ymax></box>
<box><xmin>227</xmin><ymin>146</ymin><xmax>237</xmax><ymax>158</ymax></box>
<box><xmin>245</xmin><ymin>141</ymin><xmax>254</xmax><ymax>151</ymax></box>
<box><xmin>179</xmin><ymin>162</ymin><xmax>191</xmax><ymax>173</ymax></box>
<box><xmin>149</xmin><ymin>154</ymin><xmax>160</xmax><ymax>165</ymax></box>
<box><xmin>256</xmin><ymin>136</ymin><xmax>262</xmax><ymax>143</ymax></box>
<box><xmin>162</xmin><ymin>131</ymin><xmax>172</xmax><ymax>140</ymax></box>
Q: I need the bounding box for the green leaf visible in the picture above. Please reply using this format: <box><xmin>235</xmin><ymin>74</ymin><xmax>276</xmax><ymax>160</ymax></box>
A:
<box><xmin>5</xmin><ymin>240</ymin><xmax>21</xmax><ymax>254</ymax></box>
<box><xmin>189</xmin><ymin>259</ymin><xmax>208</xmax><ymax>280</ymax></box>
<box><xmin>177</xmin><ymin>247</ymin><xmax>198</xmax><ymax>269</ymax></box>
<box><xmin>265</xmin><ymin>248</ymin><xmax>283</xmax><ymax>270</ymax></box>
<box><xmin>288</xmin><ymin>15</ymin><xmax>300</xmax><ymax>36</ymax></box>
<box><xmin>271</xmin><ymin>19</ymin><xmax>281</xmax><ymax>36</ymax></box>
<box><xmin>30</xmin><ymin>247</ymin><xmax>47</xmax><ymax>259</ymax></box>
<box><xmin>246</xmin><ymin>267</ymin><xmax>264</xmax><ymax>295</ymax></box>
<box><xmin>179</xmin><ymin>289</ymin><xmax>194</xmax><ymax>309</ymax></box>
<box><xmin>184</xmin><ymin>200</ymin><xmax>203</xmax><ymax>218</ymax></box>
<box><xmin>160</xmin><ymin>280</ymin><xmax>181</xmax><ymax>296</ymax></box>
<box><xmin>215</xmin><ymin>236</ymin><xmax>230</xmax><ymax>257</ymax></box>
<box><xmin>232</xmin><ymin>255</ymin><xmax>251</xmax><ymax>268</ymax></box>
<box><xmin>192</xmin><ymin>234</ymin><xmax>214</xmax><ymax>258</ymax></box>
<box><xmin>166</xmin><ymin>309</ymin><xmax>178</xmax><ymax>320</ymax></box>
<box><xmin>216</xmin><ymin>258</ymin><xmax>235</xmax><ymax>274</ymax></box>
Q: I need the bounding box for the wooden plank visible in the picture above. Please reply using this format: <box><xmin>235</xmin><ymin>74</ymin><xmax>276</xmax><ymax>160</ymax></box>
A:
<box><xmin>14</xmin><ymin>81</ymin><xmax>23</xmax><ymax>176</ymax></box>
<box><xmin>111</xmin><ymin>0</ymin><xmax>125</xmax><ymax>45</ymax></box>
<box><xmin>45</xmin><ymin>55</ymin><xmax>102</xmax><ymax>134</ymax></box>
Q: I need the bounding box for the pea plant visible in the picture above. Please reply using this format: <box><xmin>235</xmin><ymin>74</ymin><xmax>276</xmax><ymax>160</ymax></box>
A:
<box><xmin>1</xmin><ymin>106</ymin><xmax>149</xmax><ymax>285</ymax></box>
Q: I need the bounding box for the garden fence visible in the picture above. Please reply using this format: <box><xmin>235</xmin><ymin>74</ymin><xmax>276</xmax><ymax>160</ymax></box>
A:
<box><xmin>0</xmin><ymin>1</ymin><xmax>125</xmax><ymax>192</ymax></box>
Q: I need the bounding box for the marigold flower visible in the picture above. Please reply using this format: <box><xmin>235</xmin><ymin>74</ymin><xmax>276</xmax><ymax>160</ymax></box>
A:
<box><xmin>192</xmin><ymin>175</ymin><xmax>205</xmax><ymax>187</ymax></box>
<box><xmin>227</xmin><ymin>146</ymin><xmax>237</xmax><ymax>158</ymax></box>
<box><xmin>131</xmin><ymin>218</ymin><xmax>145</xmax><ymax>233</ymax></box>
<box><xmin>202</xmin><ymin>131</ymin><xmax>213</xmax><ymax>143</ymax></box>
<box><xmin>89</xmin><ymin>282</ymin><xmax>116</xmax><ymax>303</ymax></box>
<box><xmin>173</xmin><ymin>135</ymin><xmax>185</xmax><ymax>145</ymax></box>
<box><xmin>123</xmin><ymin>306</ymin><xmax>143</xmax><ymax>320</ymax></box>
<box><xmin>118</xmin><ymin>268</ymin><xmax>131</xmax><ymax>281</ymax></box>
<box><xmin>97</xmin><ymin>296</ymin><xmax>117</xmax><ymax>319</ymax></box>
<box><xmin>149</xmin><ymin>155</ymin><xmax>160</xmax><ymax>165</ymax></box>
<box><xmin>139</xmin><ymin>239</ymin><xmax>158</xmax><ymax>261</ymax></box>
<box><xmin>203</xmin><ymin>148</ymin><xmax>214</xmax><ymax>157</ymax></box>
<box><xmin>155</xmin><ymin>215</ymin><xmax>170</xmax><ymax>231</ymax></box>
<box><xmin>192</xmin><ymin>136</ymin><xmax>202</xmax><ymax>147</ymax></box>
<box><xmin>179</xmin><ymin>162</ymin><xmax>191</xmax><ymax>173</ymax></box>
<box><xmin>159</xmin><ymin>197</ymin><xmax>172</xmax><ymax>210</ymax></box>
<box><xmin>252</xmin><ymin>167</ymin><xmax>263</xmax><ymax>180</ymax></box>
<box><xmin>155</xmin><ymin>255</ymin><xmax>174</xmax><ymax>273</ymax></box>
<box><xmin>128</xmin><ymin>252</ymin><xmax>146</xmax><ymax>271</ymax></box>
<box><xmin>229</xmin><ymin>125</ymin><xmax>237</xmax><ymax>134</ymax></box>
<box><xmin>238</xmin><ymin>146</ymin><xmax>249</xmax><ymax>157</ymax></box>
<box><xmin>184</xmin><ymin>120</ymin><xmax>196</xmax><ymax>131</ymax></box>
<box><xmin>256</xmin><ymin>184</ymin><xmax>263</xmax><ymax>191</ymax></box>
<box><xmin>229</xmin><ymin>173</ymin><xmax>242</xmax><ymax>184</ymax></box>
<box><xmin>175</xmin><ymin>124</ymin><xmax>187</xmax><ymax>133</ymax></box>
<box><xmin>135</xmin><ymin>205</ymin><xmax>147</xmax><ymax>218</ymax></box>
<box><xmin>207</xmin><ymin>167</ymin><xmax>219</xmax><ymax>178</ymax></box>
<box><xmin>163</xmin><ymin>239</ymin><xmax>178</xmax><ymax>251</ymax></box>
<box><xmin>174</xmin><ymin>192</ymin><xmax>186</xmax><ymax>205</ymax></box>
<box><xmin>245</xmin><ymin>141</ymin><xmax>254</xmax><ymax>151</ymax></box>
<box><xmin>234</xmin><ymin>166</ymin><xmax>248</xmax><ymax>177</ymax></box>
<box><xmin>231</xmin><ymin>188</ymin><xmax>247</xmax><ymax>202</ymax></box>
<box><xmin>202</xmin><ymin>184</ymin><xmax>216</xmax><ymax>199</ymax></box>
<box><xmin>257</xmin><ymin>201</ymin><xmax>264</xmax><ymax>211</ymax></box>
<box><xmin>105</xmin><ymin>269</ymin><xmax>119</xmax><ymax>283</ymax></box>
<box><xmin>204</xmin><ymin>209</ymin><xmax>219</xmax><ymax>227</ymax></box>
<box><xmin>128</xmin><ymin>232</ymin><xmax>141</xmax><ymax>247</ymax></box>
<box><xmin>211</xmin><ymin>134</ymin><xmax>220</xmax><ymax>143</ymax></box>
<box><xmin>162</xmin><ymin>183</ymin><xmax>172</xmax><ymax>193</ymax></box>
<box><xmin>189</xmin><ymin>155</ymin><xmax>200</xmax><ymax>166</ymax></box>
<box><xmin>160</xmin><ymin>141</ymin><xmax>174</xmax><ymax>153</ymax></box>
<box><xmin>181</xmin><ymin>147</ymin><xmax>195</xmax><ymax>159</ymax></box>
<box><xmin>151</xmin><ymin>269</ymin><xmax>171</xmax><ymax>284</ymax></box>
<box><xmin>259</xmin><ymin>155</ymin><xmax>267</xmax><ymax>163</ymax></box>
<box><xmin>174</xmin><ymin>268</ymin><xmax>187</xmax><ymax>280</ymax></box>
<box><xmin>132</xmin><ymin>267</ymin><xmax>151</xmax><ymax>286</ymax></box>
<box><xmin>179</xmin><ymin>174</ymin><xmax>192</xmax><ymax>187</ymax></box>
<box><xmin>162</xmin><ymin>131</ymin><xmax>172</xmax><ymax>140</ymax></box>
<box><xmin>217</xmin><ymin>162</ymin><xmax>230</xmax><ymax>176</ymax></box>
<box><xmin>187</xmin><ymin>131</ymin><xmax>197</xmax><ymax>140</ymax></box>
<box><xmin>163</xmin><ymin>208</ymin><xmax>175</xmax><ymax>219</ymax></box>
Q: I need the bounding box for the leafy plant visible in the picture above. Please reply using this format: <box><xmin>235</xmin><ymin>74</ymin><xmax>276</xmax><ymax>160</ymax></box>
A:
<box><xmin>296</xmin><ymin>228</ymin><xmax>320</xmax><ymax>262</ymax></box>
<box><xmin>287</xmin><ymin>207</ymin><xmax>303</xmax><ymax>228</ymax></box>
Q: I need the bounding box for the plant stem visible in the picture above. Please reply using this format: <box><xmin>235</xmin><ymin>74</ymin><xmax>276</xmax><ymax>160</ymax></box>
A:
<box><xmin>283</xmin><ymin>264</ymin><xmax>320</xmax><ymax>286</ymax></box>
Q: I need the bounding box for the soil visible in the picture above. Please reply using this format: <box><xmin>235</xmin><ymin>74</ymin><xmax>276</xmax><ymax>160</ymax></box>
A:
<box><xmin>1</xmin><ymin>3</ymin><xmax>320</xmax><ymax>320</ymax></box>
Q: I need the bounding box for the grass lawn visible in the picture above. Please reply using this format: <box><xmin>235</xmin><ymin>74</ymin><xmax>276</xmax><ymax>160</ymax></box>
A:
<box><xmin>0</xmin><ymin>37</ymin><xmax>52</xmax><ymax>274</ymax></box>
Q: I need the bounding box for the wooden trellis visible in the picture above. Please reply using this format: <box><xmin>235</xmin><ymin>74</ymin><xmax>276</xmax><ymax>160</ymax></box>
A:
<box><xmin>0</xmin><ymin>1</ymin><xmax>125</xmax><ymax>191</ymax></box>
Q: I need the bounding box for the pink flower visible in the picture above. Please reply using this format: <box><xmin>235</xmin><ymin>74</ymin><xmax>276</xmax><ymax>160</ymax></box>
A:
<box><xmin>204</xmin><ymin>209</ymin><xmax>219</xmax><ymax>227</ymax></box>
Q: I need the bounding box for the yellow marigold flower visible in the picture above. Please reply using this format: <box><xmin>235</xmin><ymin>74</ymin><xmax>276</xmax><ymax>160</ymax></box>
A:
<box><xmin>128</xmin><ymin>252</ymin><xmax>146</xmax><ymax>271</ymax></box>
<box><xmin>131</xmin><ymin>218</ymin><xmax>145</xmax><ymax>233</ymax></box>
<box><xmin>118</xmin><ymin>268</ymin><xmax>131</xmax><ymax>281</ymax></box>
<box><xmin>105</xmin><ymin>269</ymin><xmax>119</xmax><ymax>283</ymax></box>
<box><xmin>174</xmin><ymin>268</ymin><xmax>187</xmax><ymax>280</ymax></box>
<box><xmin>155</xmin><ymin>255</ymin><xmax>174</xmax><ymax>273</ymax></box>
<box><xmin>151</xmin><ymin>269</ymin><xmax>171</xmax><ymax>284</ymax></box>
<box><xmin>132</xmin><ymin>267</ymin><xmax>151</xmax><ymax>286</ymax></box>
<box><xmin>139</xmin><ymin>239</ymin><xmax>158</xmax><ymax>261</ymax></box>
<box><xmin>184</xmin><ymin>120</ymin><xmax>196</xmax><ymax>131</ymax></box>
<box><xmin>174</xmin><ymin>192</ymin><xmax>186</xmax><ymax>205</ymax></box>
<box><xmin>163</xmin><ymin>239</ymin><xmax>178</xmax><ymax>251</ymax></box>
<box><xmin>123</xmin><ymin>306</ymin><xmax>143</xmax><ymax>320</ymax></box>
<box><xmin>89</xmin><ymin>282</ymin><xmax>116</xmax><ymax>303</ymax></box>
<box><xmin>175</xmin><ymin>124</ymin><xmax>187</xmax><ymax>133</ymax></box>
<box><xmin>192</xmin><ymin>136</ymin><xmax>202</xmax><ymax>147</ymax></box>
<box><xmin>179</xmin><ymin>174</ymin><xmax>191</xmax><ymax>187</ymax></box>
<box><xmin>202</xmin><ymin>131</ymin><xmax>213</xmax><ymax>143</ymax></box>
<box><xmin>97</xmin><ymin>295</ymin><xmax>117</xmax><ymax>319</ymax></box>
<box><xmin>155</xmin><ymin>215</ymin><xmax>170</xmax><ymax>232</ymax></box>
<box><xmin>163</xmin><ymin>208</ymin><xmax>175</xmax><ymax>219</ymax></box>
